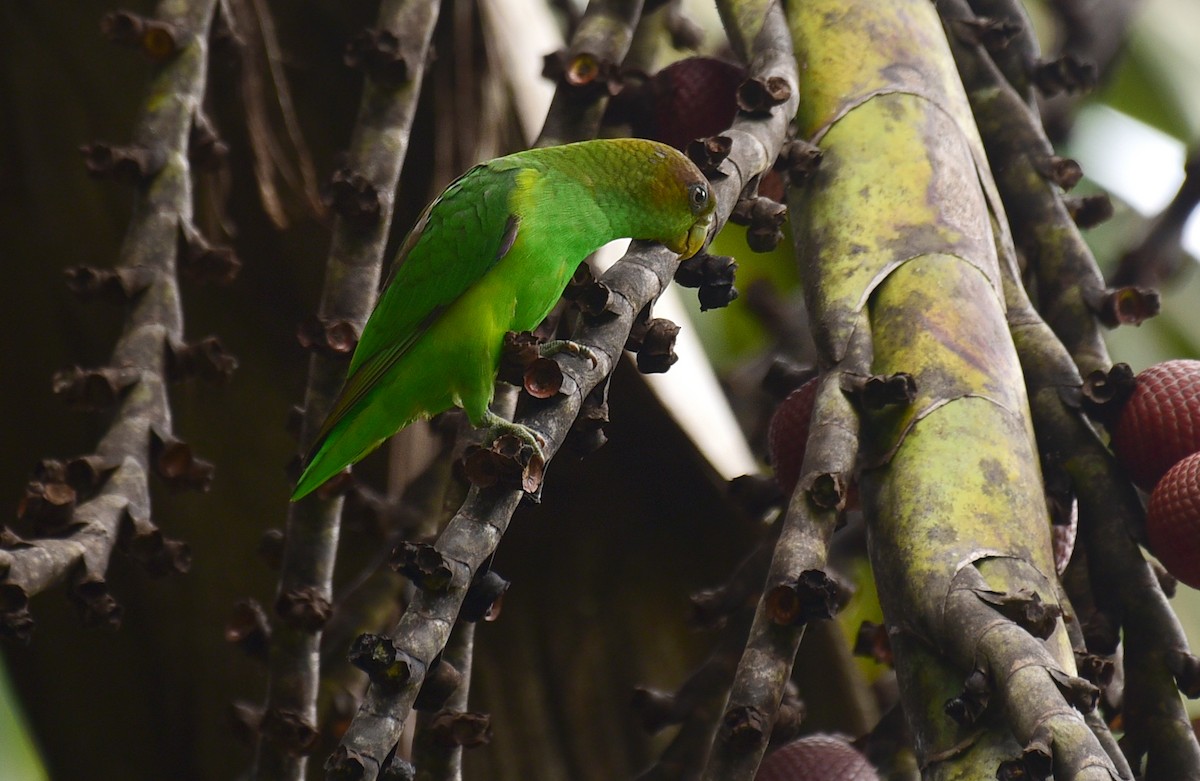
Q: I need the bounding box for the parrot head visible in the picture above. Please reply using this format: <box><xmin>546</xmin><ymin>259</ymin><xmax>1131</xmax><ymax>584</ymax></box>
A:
<box><xmin>661</xmin><ymin>166</ymin><xmax>716</xmax><ymax>260</ymax></box>
<box><xmin>590</xmin><ymin>138</ymin><xmax>716</xmax><ymax>259</ymax></box>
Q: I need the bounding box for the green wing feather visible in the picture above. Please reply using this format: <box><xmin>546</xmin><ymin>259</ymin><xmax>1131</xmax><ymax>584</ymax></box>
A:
<box><xmin>295</xmin><ymin>159</ymin><xmax>526</xmax><ymax>495</ymax></box>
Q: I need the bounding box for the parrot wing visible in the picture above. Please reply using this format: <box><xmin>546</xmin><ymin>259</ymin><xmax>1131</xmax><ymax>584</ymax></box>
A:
<box><xmin>306</xmin><ymin>159</ymin><xmax>528</xmax><ymax>454</ymax></box>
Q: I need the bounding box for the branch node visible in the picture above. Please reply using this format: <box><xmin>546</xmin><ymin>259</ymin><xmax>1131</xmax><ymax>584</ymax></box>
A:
<box><xmin>461</xmin><ymin>432</ymin><xmax>546</xmax><ymax>494</ymax></box>
<box><xmin>1078</xmin><ymin>363</ymin><xmax>1136</xmax><ymax>423</ymax></box>
<box><xmin>631</xmin><ymin>317</ymin><xmax>680</xmax><ymax>374</ymax></box>
<box><xmin>274</xmin><ymin>586</ymin><xmax>332</xmax><ymax>632</ymax></box>
<box><xmin>685</xmin><ymin>135</ymin><xmax>732</xmax><ymax>177</ymax></box>
<box><xmin>296</xmin><ymin>314</ymin><xmax>360</xmax><ymax>355</ymax></box>
<box><xmin>413</xmin><ymin>660</ymin><xmax>463</xmax><ymax>712</ymax></box>
<box><xmin>388</xmin><ymin>542</ymin><xmax>454</xmax><ymax>592</ymax></box>
<box><xmin>497</xmin><ymin>331</ymin><xmax>543</xmax><ymax>385</ymax></box>
<box><xmin>1074</xmin><ymin>651</ymin><xmax>1115</xmax><ymax>688</ymax></box>
<box><xmin>18</xmin><ymin>475</ymin><xmax>77</xmax><ymax>534</ymax></box>
<box><xmin>188</xmin><ymin>112</ymin><xmax>229</xmax><ymax>171</ymax></box>
<box><xmin>851</xmin><ymin>372</ymin><xmax>917</xmax><ymax>410</ymax></box>
<box><xmin>542</xmin><ymin>49</ymin><xmax>621</xmax><ymax>95</ymax></box>
<box><xmin>166</xmin><ymin>336</ymin><xmax>239</xmax><ymax>383</ymax></box>
<box><xmin>100</xmin><ymin>10</ymin><xmax>182</xmax><ymax>62</ymax></box>
<box><xmin>764</xmin><ymin>569</ymin><xmax>844</xmax><ymax>625</ymax></box>
<box><xmin>675</xmin><ymin>251</ymin><xmax>739</xmax><ymax>311</ymax></box>
<box><xmin>1065</xmin><ymin>193</ymin><xmax>1114</xmax><ymax>228</ymax></box>
<box><xmin>1048</xmin><ymin>668</ymin><xmax>1100</xmax><ymax>712</ymax></box>
<box><xmin>720</xmin><ymin>705</ymin><xmax>768</xmax><ymax>751</ymax></box>
<box><xmin>1</xmin><ymin>602</ymin><xmax>34</xmax><ymax>644</ymax></box>
<box><xmin>460</xmin><ymin>569</ymin><xmax>509</xmax><ymax>622</ymax></box>
<box><xmin>771</xmin><ymin>697</ymin><xmax>807</xmax><ymax>744</ymax></box>
<box><xmin>665</xmin><ymin>8</ymin><xmax>704</xmax><ymax>51</ymax></box>
<box><xmin>380</xmin><ymin>753</ymin><xmax>415</xmax><ymax>780</ymax></box>
<box><xmin>122</xmin><ymin>522</ymin><xmax>193</xmax><ymax>576</ymax></box>
<box><xmin>259</xmin><ymin>707</ymin><xmax>320</xmax><ymax>755</ymax></box>
<box><xmin>178</xmin><ymin>222</ymin><xmax>241</xmax><ymax>285</ymax></box>
<box><xmin>324</xmin><ymin>744</ymin><xmax>368</xmax><ymax>780</ymax></box>
<box><xmin>853</xmin><ymin>620</ymin><xmax>894</xmax><ymax>666</ymax></box>
<box><xmin>575</xmin><ymin>279</ymin><xmax>618</xmax><ymax>320</ymax></box>
<box><xmin>945</xmin><ymin>669</ymin><xmax>990</xmax><ymax>726</ymax></box>
<box><xmin>1032</xmin><ymin>54</ymin><xmax>1097</xmax><ymax>96</ymax></box>
<box><xmin>951</xmin><ymin>16</ymin><xmax>1022</xmax><ymax>51</ymax></box>
<box><xmin>79</xmin><ymin>141</ymin><xmax>166</xmax><ymax>182</ymax></box>
<box><xmin>998</xmin><ymin>725</ymin><xmax>1054</xmax><ymax>780</ymax></box>
<box><xmin>64</xmin><ymin>265</ymin><xmax>155</xmax><ymax>304</ymax></box>
<box><xmin>976</xmin><ymin>588</ymin><xmax>1062</xmax><ymax>639</ymax></box>
<box><xmin>523</xmin><ymin>357</ymin><xmax>566</xmax><ymax>399</ymax></box>
<box><xmin>150</xmin><ymin>429</ymin><xmax>215</xmax><ymax>491</ymax></box>
<box><xmin>1084</xmin><ymin>285</ymin><xmax>1160</xmax><ymax>328</ymax></box>
<box><xmin>1034</xmin><ymin>155</ymin><xmax>1084</xmax><ymax>191</ymax></box>
<box><xmin>806</xmin><ymin>472</ymin><xmax>848</xmax><ymax>510</ymax></box>
<box><xmin>321</xmin><ymin>167</ymin><xmax>383</xmax><ymax>229</ymax></box>
<box><xmin>736</xmin><ymin>75</ymin><xmax>793</xmax><ymax>115</ymax></box>
<box><xmin>729</xmin><ymin>196</ymin><xmax>787</xmax><ymax>252</ymax></box>
<box><xmin>344</xmin><ymin>28</ymin><xmax>410</xmax><ymax>87</ymax></box>
<box><xmin>225</xmin><ymin>598</ymin><xmax>271</xmax><ymax>661</ymax></box>
<box><xmin>1167</xmin><ymin>650</ymin><xmax>1200</xmax><ymax>698</ymax></box>
<box><xmin>775</xmin><ymin>138</ymin><xmax>823</xmax><ymax>185</ymax></box>
<box><xmin>563</xmin><ymin>382</ymin><xmax>610</xmax><ymax>457</ymax></box>
<box><xmin>1150</xmin><ymin>558</ymin><xmax>1178</xmax><ymax>598</ymax></box>
<box><xmin>52</xmin><ymin>365</ymin><xmax>141</xmax><ymax>412</ymax></box>
<box><xmin>70</xmin><ymin>576</ymin><xmax>123</xmax><ymax>631</ymax></box>
<box><xmin>348</xmin><ymin>633</ymin><xmax>423</xmax><ymax>692</ymax></box>
<box><xmin>427</xmin><ymin>709</ymin><xmax>492</xmax><ymax>748</ymax></box>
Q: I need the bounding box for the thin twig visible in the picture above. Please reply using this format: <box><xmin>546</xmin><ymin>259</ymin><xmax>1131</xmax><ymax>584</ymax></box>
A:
<box><xmin>251</xmin><ymin>1</ymin><xmax>442</xmax><ymax>779</ymax></box>
<box><xmin>411</xmin><ymin>621</ymin><xmax>476</xmax><ymax>781</ymax></box>
<box><xmin>1111</xmin><ymin>150</ymin><xmax>1200</xmax><ymax>288</ymax></box>
<box><xmin>248</xmin><ymin>0</ymin><xmax>323</xmax><ymax>215</ymax></box>
<box><xmin>940</xmin><ymin>0</ymin><xmax>1117</xmax><ymax>377</ymax></box>
<box><xmin>0</xmin><ymin>0</ymin><xmax>219</xmax><ymax>642</ymax></box>
<box><xmin>537</xmin><ymin>0</ymin><xmax>645</xmax><ymax>148</ymax></box>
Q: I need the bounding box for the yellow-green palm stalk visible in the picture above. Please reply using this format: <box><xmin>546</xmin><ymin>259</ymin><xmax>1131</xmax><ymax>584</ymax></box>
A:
<box><xmin>787</xmin><ymin>0</ymin><xmax>1121</xmax><ymax>777</ymax></box>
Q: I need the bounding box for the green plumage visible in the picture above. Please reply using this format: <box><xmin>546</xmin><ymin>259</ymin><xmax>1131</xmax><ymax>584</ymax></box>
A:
<box><xmin>292</xmin><ymin>139</ymin><xmax>714</xmax><ymax>500</ymax></box>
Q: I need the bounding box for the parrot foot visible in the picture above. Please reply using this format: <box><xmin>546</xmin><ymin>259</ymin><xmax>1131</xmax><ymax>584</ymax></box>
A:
<box><xmin>462</xmin><ymin>411</ymin><xmax>547</xmax><ymax>494</ymax></box>
<box><xmin>539</xmin><ymin>339</ymin><xmax>599</xmax><ymax>368</ymax></box>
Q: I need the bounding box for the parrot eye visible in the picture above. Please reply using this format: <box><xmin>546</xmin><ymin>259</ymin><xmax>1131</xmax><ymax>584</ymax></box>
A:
<box><xmin>688</xmin><ymin>182</ymin><xmax>709</xmax><ymax>213</ymax></box>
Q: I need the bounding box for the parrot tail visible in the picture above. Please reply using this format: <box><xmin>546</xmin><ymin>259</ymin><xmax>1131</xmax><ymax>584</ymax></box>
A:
<box><xmin>289</xmin><ymin>420</ymin><xmax>384</xmax><ymax>501</ymax></box>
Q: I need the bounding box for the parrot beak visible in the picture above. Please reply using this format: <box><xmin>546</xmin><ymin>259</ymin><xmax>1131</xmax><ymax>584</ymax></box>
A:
<box><xmin>666</xmin><ymin>213</ymin><xmax>713</xmax><ymax>259</ymax></box>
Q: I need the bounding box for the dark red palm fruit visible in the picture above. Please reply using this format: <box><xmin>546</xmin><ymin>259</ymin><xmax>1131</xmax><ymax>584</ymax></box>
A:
<box><xmin>755</xmin><ymin>734</ymin><xmax>880</xmax><ymax>781</ymax></box>
<box><xmin>768</xmin><ymin>377</ymin><xmax>819</xmax><ymax>496</ymax></box>
<box><xmin>1145</xmin><ymin>451</ymin><xmax>1200</xmax><ymax>588</ymax></box>
<box><xmin>651</xmin><ymin>57</ymin><xmax>745</xmax><ymax>150</ymax></box>
<box><xmin>1111</xmin><ymin>359</ymin><xmax>1200</xmax><ymax>491</ymax></box>
<box><xmin>606</xmin><ymin>56</ymin><xmax>746</xmax><ymax>150</ymax></box>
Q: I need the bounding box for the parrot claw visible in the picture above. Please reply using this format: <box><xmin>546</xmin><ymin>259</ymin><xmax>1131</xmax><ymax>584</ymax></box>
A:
<box><xmin>483</xmin><ymin>414</ymin><xmax>546</xmax><ymax>454</ymax></box>
<box><xmin>539</xmin><ymin>339</ymin><xmax>599</xmax><ymax>368</ymax></box>
<box><xmin>469</xmin><ymin>410</ymin><xmax>547</xmax><ymax>493</ymax></box>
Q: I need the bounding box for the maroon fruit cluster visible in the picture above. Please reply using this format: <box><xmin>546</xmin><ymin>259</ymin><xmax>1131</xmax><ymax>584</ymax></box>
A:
<box><xmin>1110</xmin><ymin>360</ymin><xmax>1200</xmax><ymax>586</ymax></box>
<box><xmin>1145</xmin><ymin>452</ymin><xmax>1200</xmax><ymax>587</ymax></box>
<box><xmin>1111</xmin><ymin>359</ymin><xmax>1200</xmax><ymax>491</ymax></box>
<box><xmin>755</xmin><ymin>734</ymin><xmax>880</xmax><ymax>781</ymax></box>
<box><xmin>767</xmin><ymin>377</ymin><xmax>819</xmax><ymax>496</ymax></box>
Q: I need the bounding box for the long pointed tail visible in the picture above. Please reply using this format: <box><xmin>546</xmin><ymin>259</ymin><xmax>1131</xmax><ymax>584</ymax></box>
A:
<box><xmin>290</xmin><ymin>419</ymin><xmax>385</xmax><ymax>501</ymax></box>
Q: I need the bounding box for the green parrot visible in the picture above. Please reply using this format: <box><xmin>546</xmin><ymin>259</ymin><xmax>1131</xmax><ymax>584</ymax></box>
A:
<box><xmin>291</xmin><ymin>138</ymin><xmax>716</xmax><ymax>500</ymax></box>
